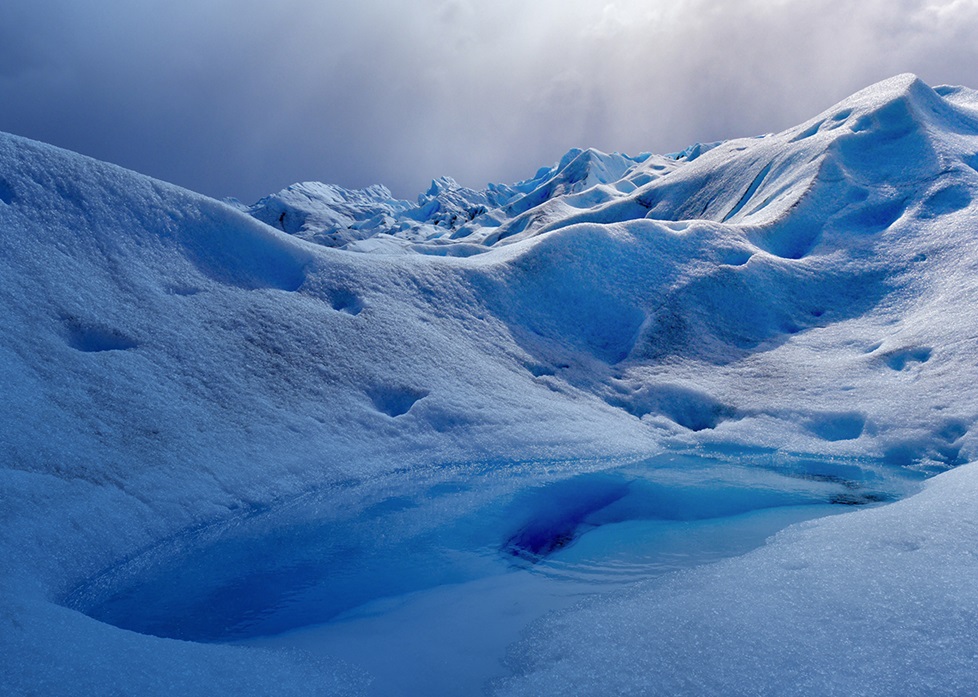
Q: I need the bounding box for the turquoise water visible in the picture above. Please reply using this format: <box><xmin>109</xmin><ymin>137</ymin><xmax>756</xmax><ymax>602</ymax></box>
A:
<box><xmin>65</xmin><ymin>451</ymin><xmax>922</xmax><ymax>694</ymax></box>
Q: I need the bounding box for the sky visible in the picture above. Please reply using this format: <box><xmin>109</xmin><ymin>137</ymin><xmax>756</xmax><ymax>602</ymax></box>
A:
<box><xmin>2</xmin><ymin>0</ymin><xmax>978</xmax><ymax>203</ymax></box>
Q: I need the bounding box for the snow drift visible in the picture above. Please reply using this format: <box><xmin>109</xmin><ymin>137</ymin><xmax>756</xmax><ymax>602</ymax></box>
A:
<box><xmin>2</xmin><ymin>74</ymin><xmax>978</xmax><ymax>695</ymax></box>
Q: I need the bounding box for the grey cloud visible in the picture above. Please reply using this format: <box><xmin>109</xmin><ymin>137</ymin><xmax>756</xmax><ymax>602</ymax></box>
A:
<box><xmin>1</xmin><ymin>0</ymin><xmax>977</xmax><ymax>202</ymax></box>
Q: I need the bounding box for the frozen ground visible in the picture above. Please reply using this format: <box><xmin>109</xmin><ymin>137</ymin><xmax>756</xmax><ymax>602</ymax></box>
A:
<box><xmin>2</xmin><ymin>74</ymin><xmax>978</xmax><ymax>695</ymax></box>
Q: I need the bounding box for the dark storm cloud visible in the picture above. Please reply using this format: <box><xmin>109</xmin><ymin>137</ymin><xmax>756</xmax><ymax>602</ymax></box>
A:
<box><xmin>2</xmin><ymin>0</ymin><xmax>978</xmax><ymax>202</ymax></box>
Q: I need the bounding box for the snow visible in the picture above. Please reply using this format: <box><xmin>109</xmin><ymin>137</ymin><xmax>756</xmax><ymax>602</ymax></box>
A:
<box><xmin>494</xmin><ymin>460</ymin><xmax>978</xmax><ymax>697</ymax></box>
<box><xmin>2</xmin><ymin>73</ymin><xmax>978</xmax><ymax>695</ymax></box>
<box><xmin>242</xmin><ymin>147</ymin><xmax>652</xmax><ymax>249</ymax></box>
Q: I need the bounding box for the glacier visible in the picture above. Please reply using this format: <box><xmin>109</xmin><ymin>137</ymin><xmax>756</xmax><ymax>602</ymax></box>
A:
<box><xmin>2</xmin><ymin>73</ymin><xmax>978</xmax><ymax>695</ymax></box>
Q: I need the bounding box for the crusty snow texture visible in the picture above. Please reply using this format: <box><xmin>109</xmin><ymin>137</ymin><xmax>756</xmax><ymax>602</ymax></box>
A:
<box><xmin>494</xmin><ymin>459</ymin><xmax>978</xmax><ymax>697</ymax></box>
<box><xmin>3</xmin><ymin>74</ymin><xmax>978</xmax><ymax>695</ymax></box>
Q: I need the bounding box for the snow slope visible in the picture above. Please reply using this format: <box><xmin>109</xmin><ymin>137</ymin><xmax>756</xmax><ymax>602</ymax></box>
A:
<box><xmin>2</xmin><ymin>73</ymin><xmax>978</xmax><ymax>694</ymax></box>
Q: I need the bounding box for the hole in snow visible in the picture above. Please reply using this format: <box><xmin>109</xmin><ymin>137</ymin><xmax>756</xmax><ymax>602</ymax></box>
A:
<box><xmin>918</xmin><ymin>184</ymin><xmax>971</xmax><ymax>219</ymax></box>
<box><xmin>525</xmin><ymin>363</ymin><xmax>555</xmax><ymax>378</ymax></box>
<box><xmin>177</xmin><ymin>203</ymin><xmax>308</xmax><ymax>292</ymax></box>
<box><xmin>367</xmin><ymin>385</ymin><xmax>428</xmax><ymax>417</ymax></box>
<box><xmin>882</xmin><ymin>346</ymin><xmax>932</xmax><ymax>371</ymax></box>
<box><xmin>607</xmin><ymin>383</ymin><xmax>738</xmax><ymax>431</ymax></box>
<box><xmin>63</xmin><ymin>318</ymin><xmax>137</xmax><ymax>353</ymax></box>
<box><xmin>790</xmin><ymin>119</ymin><xmax>824</xmax><ymax>142</ymax></box>
<box><xmin>837</xmin><ymin>197</ymin><xmax>907</xmax><ymax>233</ymax></box>
<box><xmin>0</xmin><ymin>177</ymin><xmax>15</xmax><ymax>205</ymax></box>
<box><xmin>329</xmin><ymin>289</ymin><xmax>364</xmax><ymax>315</ymax></box>
<box><xmin>719</xmin><ymin>249</ymin><xmax>753</xmax><ymax>266</ymax></box>
<box><xmin>806</xmin><ymin>411</ymin><xmax>866</xmax><ymax>441</ymax></box>
<box><xmin>747</xmin><ymin>219</ymin><xmax>820</xmax><ymax>259</ymax></box>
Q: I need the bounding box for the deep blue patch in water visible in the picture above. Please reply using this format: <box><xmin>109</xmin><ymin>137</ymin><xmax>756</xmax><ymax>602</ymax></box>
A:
<box><xmin>65</xmin><ymin>452</ymin><xmax>922</xmax><ymax>644</ymax></box>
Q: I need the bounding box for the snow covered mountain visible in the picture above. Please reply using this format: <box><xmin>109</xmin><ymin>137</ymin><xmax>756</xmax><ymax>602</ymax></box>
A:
<box><xmin>3</xmin><ymin>74</ymin><xmax>978</xmax><ymax>695</ymax></box>
<box><xmin>240</xmin><ymin>147</ymin><xmax>653</xmax><ymax>253</ymax></box>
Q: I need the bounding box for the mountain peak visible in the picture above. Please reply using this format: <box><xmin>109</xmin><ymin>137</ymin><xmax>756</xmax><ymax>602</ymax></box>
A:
<box><xmin>818</xmin><ymin>72</ymin><xmax>947</xmax><ymax>130</ymax></box>
<box><xmin>236</xmin><ymin>74</ymin><xmax>978</xmax><ymax>252</ymax></box>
